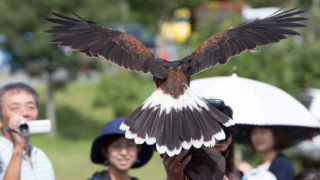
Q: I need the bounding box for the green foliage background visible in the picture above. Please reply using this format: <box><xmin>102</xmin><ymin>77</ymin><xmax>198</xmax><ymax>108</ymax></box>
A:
<box><xmin>185</xmin><ymin>3</ymin><xmax>320</xmax><ymax>96</ymax></box>
<box><xmin>93</xmin><ymin>70</ymin><xmax>154</xmax><ymax>117</ymax></box>
<box><xmin>0</xmin><ymin>0</ymin><xmax>320</xmax><ymax>179</ymax></box>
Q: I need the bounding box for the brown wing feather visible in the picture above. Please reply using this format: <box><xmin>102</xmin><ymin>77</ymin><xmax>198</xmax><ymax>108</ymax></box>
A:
<box><xmin>44</xmin><ymin>12</ymin><xmax>154</xmax><ymax>73</ymax></box>
<box><xmin>181</xmin><ymin>8</ymin><xmax>307</xmax><ymax>75</ymax></box>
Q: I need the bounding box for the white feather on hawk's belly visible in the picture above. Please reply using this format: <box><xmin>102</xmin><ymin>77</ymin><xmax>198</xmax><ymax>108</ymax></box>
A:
<box><xmin>120</xmin><ymin>87</ymin><xmax>234</xmax><ymax>156</ymax></box>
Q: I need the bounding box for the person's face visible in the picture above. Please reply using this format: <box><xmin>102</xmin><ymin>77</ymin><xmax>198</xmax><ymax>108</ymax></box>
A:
<box><xmin>250</xmin><ymin>127</ymin><xmax>275</xmax><ymax>153</ymax></box>
<box><xmin>103</xmin><ymin>137</ymin><xmax>139</xmax><ymax>171</ymax></box>
<box><xmin>0</xmin><ymin>90</ymin><xmax>38</xmax><ymax>138</ymax></box>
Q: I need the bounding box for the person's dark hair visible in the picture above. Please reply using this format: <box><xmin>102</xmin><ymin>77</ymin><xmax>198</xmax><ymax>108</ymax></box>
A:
<box><xmin>205</xmin><ymin>98</ymin><xmax>234</xmax><ymax>141</ymax></box>
<box><xmin>248</xmin><ymin>126</ymin><xmax>291</xmax><ymax>150</ymax></box>
<box><xmin>0</xmin><ymin>82</ymin><xmax>39</xmax><ymax>119</ymax></box>
<box><xmin>206</xmin><ymin>98</ymin><xmax>236</xmax><ymax>176</ymax></box>
<box><xmin>294</xmin><ymin>169</ymin><xmax>320</xmax><ymax>180</ymax></box>
<box><xmin>100</xmin><ymin>134</ymin><xmax>124</xmax><ymax>152</ymax></box>
<box><xmin>206</xmin><ymin>98</ymin><xmax>234</xmax><ymax>137</ymax></box>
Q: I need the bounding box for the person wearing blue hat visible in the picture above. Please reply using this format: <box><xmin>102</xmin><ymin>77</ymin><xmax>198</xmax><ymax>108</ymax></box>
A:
<box><xmin>88</xmin><ymin>117</ymin><xmax>153</xmax><ymax>180</ymax></box>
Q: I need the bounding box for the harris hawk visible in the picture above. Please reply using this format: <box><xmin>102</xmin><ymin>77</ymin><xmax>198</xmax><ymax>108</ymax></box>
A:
<box><xmin>44</xmin><ymin>8</ymin><xmax>306</xmax><ymax>156</ymax></box>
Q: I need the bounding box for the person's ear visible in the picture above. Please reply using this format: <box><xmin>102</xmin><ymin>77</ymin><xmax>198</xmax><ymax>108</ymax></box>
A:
<box><xmin>221</xmin><ymin>135</ymin><xmax>233</xmax><ymax>152</ymax></box>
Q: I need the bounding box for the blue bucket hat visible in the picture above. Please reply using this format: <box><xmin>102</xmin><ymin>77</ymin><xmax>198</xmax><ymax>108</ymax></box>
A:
<box><xmin>90</xmin><ymin>117</ymin><xmax>153</xmax><ymax>168</ymax></box>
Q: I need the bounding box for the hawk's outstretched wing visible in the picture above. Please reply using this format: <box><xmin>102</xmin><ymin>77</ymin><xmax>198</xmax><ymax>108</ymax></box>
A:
<box><xmin>44</xmin><ymin>12</ymin><xmax>155</xmax><ymax>73</ymax></box>
<box><xmin>181</xmin><ymin>8</ymin><xmax>306</xmax><ymax>75</ymax></box>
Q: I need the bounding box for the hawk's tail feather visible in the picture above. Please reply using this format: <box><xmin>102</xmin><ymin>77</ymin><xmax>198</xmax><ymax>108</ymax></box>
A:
<box><xmin>120</xmin><ymin>88</ymin><xmax>234</xmax><ymax>156</ymax></box>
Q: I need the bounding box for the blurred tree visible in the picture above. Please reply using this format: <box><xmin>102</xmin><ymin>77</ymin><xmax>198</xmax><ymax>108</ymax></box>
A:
<box><xmin>246</xmin><ymin>0</ymin><xmax>286</xmax><ymax>7</ymax></box>
<box><xmin>0</xmin><ymin>0</ymin><xmax>125</xmax><ymax>136</ymax></box>
<box><xmin>0</xmin><ymin>0</ymin><xmax>208</xmax><ymax>136</ymax></box>
<box><xmin>93</xmin><ymin>69</ymin><xmax>154</xmax><ymax>117</ymax></box>
<box><xmin>188</xmin><ymin>1</ymin><xmax>320</xmax><ymax>97</ymax></box>
<box><xmin>1</xmin><ymin>0</ymin><xmax>319</xmax><ymax>137</ymax></box>
<box><xmin>127</xmin><ymin>0</ymin><xmax>209</xmax><ymax>29</ymax></box>
<box><xmin>0</xmin><ymin>0</ymin><xmax>210</xmax><ymax>136</ymax></box>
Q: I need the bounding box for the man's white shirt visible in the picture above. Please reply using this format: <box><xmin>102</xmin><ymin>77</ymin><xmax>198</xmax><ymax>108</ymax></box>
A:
<box><xmin>0</xmin><ymin>136</ymin><xmax>55</xmax><ymax>180</ymax></box>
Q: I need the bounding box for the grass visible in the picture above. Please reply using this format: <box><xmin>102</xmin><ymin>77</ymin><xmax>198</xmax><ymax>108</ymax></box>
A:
<box><xmin>31</xmin><ymin>135</ymin><xmax>166</xmax><ymax>180</ymax></box>
<box><xmin>32</xmin><ymin>81</ymin><xmax>166</xmax><ymax>180</ymax></box>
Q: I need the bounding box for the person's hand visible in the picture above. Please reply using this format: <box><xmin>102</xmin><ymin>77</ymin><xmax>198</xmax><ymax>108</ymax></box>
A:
<box><xmin>163</xmin><ymin>150</ymin><xmax>192</xmax><ymax>180</ymax></box>
<box><xmin>237</xmin><ymin>161</ymin><xmax>253</xmax><ymax>174</ymax></box>
<box><xmin>7</xmin><ymin>116</ymin><xmax>27</xmax><ymax>151</ymax></box>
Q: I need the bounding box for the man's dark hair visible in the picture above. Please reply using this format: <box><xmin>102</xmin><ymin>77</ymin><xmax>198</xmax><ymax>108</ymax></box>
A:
<box><xmin>0</xmin><ymin>82</ymin><xmax>39</xmax><ymax>119</ymax></box>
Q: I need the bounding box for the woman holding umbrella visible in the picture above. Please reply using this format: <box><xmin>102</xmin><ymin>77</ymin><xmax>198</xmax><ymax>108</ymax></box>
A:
<box><xmin>190</xmin><ymin>75</ymin><xmax>320</xmax><ymax>180</ymax></box>
<box><xmin>238</xmin><ymin>126</ymin><xmax>294</xmax><ymax>180</ymax></box>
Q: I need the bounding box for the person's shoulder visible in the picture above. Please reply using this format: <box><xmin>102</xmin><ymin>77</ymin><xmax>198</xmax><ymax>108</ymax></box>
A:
<box><xmin>31</xmin><ymin>145</ymin><xmax>47</xmax><ymax>156</ymax></box>
<box><xmin>88</xmin><ymin>170</ymin><xmax>110</xmax><ymax>180</ymax></box>
<box><xmin>87</xmin><ymin>171</ymin><xmax>139</xmax><ymax>180</ymax></box>
<box><xmin>0</xmin><ymin>136</ymin><xmax>12</xmax><ymax>157</ymax></box>
<box><xmin>0</xmin><ymin>136</ymin><xmax>11</xmax><ymax>148</ymax></box>
<box><xmin>270</xmin><ymin>153</ymin><xmax>294</xmax><ymax>174</ymax></box>
<box><xmin>0</xmin><ymin>136</ymin><xmax>6</xmax><ymax>142</ymax></box>
<box><xmin>269</xmin><ymin>153</ymin><xmax>295</xmax><ymax>180</ymax></box>
<box><xmin>30</xmin><ymin>144</ymin><xmax>52</xmax><ymax>163</ymax></box>
<box><xmin>274</xmin><ymin>153</ymin><xmax>293</xmax><ymax>165</ymax></box>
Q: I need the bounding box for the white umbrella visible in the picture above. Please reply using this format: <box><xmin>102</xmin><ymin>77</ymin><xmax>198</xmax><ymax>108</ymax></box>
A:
<box><xmin>191</xmin><ymin>74</ymin><xmax>320</xmax><ymax>127</ymax></box>
<box><xmin>190</xmin><ymin>74</ymin><xmax>320</xmax><ymax>144</ymax></box>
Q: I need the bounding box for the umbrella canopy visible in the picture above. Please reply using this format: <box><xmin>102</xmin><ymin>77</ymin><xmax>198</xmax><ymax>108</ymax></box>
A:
<box><xmin>190</xmin><ymin>74</ymin><xmax>320</xmax><ymax>144</ymax></box>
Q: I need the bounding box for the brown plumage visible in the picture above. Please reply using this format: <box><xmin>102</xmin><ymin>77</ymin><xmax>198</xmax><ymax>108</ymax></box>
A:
<box><xmin>44</xmin><ymin>8</ymin><xmax>306</xmax><ymax>156</ymax></box>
